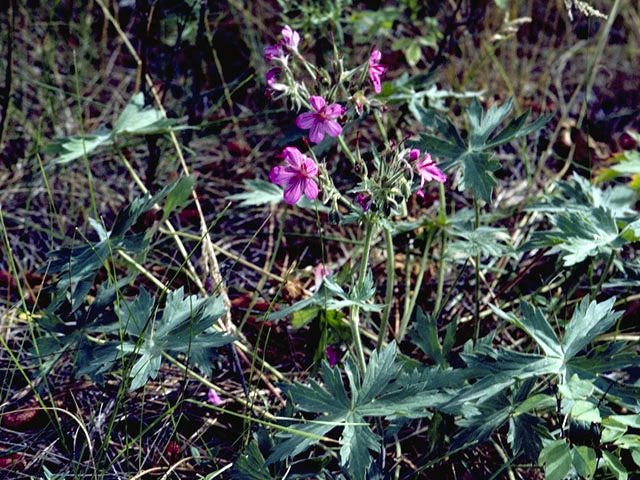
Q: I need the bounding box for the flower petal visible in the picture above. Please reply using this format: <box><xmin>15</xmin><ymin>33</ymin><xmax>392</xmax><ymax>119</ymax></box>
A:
<box><xmin>303</xmin><ymin>178</ymin><xmax>318</xmax><ymax>200</ymax></box>
<box><xmin>284</xmin><ymin>179</ymin><xmax>304</xmax><ymax>204</ymax></box>
<box><xmin>372</xmin><ymin>76</ymin><xmax>381</xmax><ymax>93</ymax></box>
<box><xmin>309</xmin><ymin>95</ymin><xmax>326</xmax><ymax>112</ymax></box>
<box><xmin>409</xmin><ymin>149</ymin><xmax>421</xmax><ymax>162</ymax></box>
<box><xmin>302</xmin><ymin>156</ymin><xmax>318</xmax><ymax>176</ymax></box>
<box><xmin>324</xmin><ymin>103</ymin><xmax>344</xmax><ymax>118</ymax></box>
<box><xmin>309</xmin><ymin>121</ymin><xmax>325</xmax><ymax>143</ymax></box>
<box><xmin>282</xmin><ymin>146</ymin><xmax>303</xmax><ymax>168</ymax></box>
<box><xmin>270</xmin><ymin>166</ymin><xmax>297</xmax><ymax>186</ymax></box>
<box><xmin>296</xmin><ymin>112</ymin><xmax>316</xmax><ymax>130</ymax></box>
<box><xmin>323</xmin><ymin>119</ymin><xmax>342</xmax><ymax>138</ymax></box>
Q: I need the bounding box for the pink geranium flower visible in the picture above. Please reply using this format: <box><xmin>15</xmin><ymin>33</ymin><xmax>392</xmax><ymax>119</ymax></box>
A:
<box><xmin>368</xmin><ymin>49</ymin><xmax>386</xmax><ymax>94</ymax></box>
<box><xmin>313</xmin><ymin>263</ymin><xmax>330</xmax><ymax>290</ymax></box>
<box><xmin>269</xmin><ymin>146</ymin><xmax>319</xmax><ymax>205</ymax></box>
<box><xmin>356</xmin><ymin>192</ymin><xmax>372</xmax><ymax>211</ymax></box>
<box><xmin>281</xmin><ymin>25</ymin><xmax>300</xmax><ymax>50</ymax></box>
<box><xmin>208</xmin><ymin>388</ymin><xmax>223</xmax><ymax>406</ymax></box>
<box><xmin>264</xmin><ymin>44</ymin><xmax>282</xmax><ymax>61</ymax></box>
<box><xmin>326</xmin><ymin>345</ymin><xmax>340</xmax><ymax>367</ymax></box>
<box><xmin>266</xmin><ymin>69</ymin><xmax>286</xmax><ymax>92</ymax></box>
<box><xmin>296</xmin><ymin>96</ymin><xmax>345</xmax><ymax>144</ymax></box>
<box><xmin>410</xmin><ymin>149</ymin><xmax>446</xmax><ymax>197</ymax></box>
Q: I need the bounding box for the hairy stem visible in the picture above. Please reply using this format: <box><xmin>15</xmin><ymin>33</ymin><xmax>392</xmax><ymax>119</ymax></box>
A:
<box><xmin>350</xmin><ymin>220</ymin><xmax>374</xmax><ymax>373</ymax></box>
<box><xmin>434</xmin><ymin>182</ymin><xmax>447</xmax><ymax>316</ymax></box>
<box><xmin>473</xmin><ymin>196</ymin><xmax>481</xmax><ymax>343</ymax></box>
<box><xmin>397</xmin><ymin>228</ymin><xmax>436</xmax><ymax>342</ymax></box>
<box><xmin>376</xmin><ymin>226</ymin><xmax>394</xmax><ymax>351</ymax></box>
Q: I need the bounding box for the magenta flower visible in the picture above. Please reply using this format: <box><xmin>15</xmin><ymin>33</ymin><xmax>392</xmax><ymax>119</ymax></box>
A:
<box><xmin>313</xmin><ymin>263</ymin><xmax>330</xmax><ymax>290</ymax></box>
<box><xmin>264</xmin><ymin>44</ymin><xmax>282</xmax><ymax>61</ymax></box>
<box><xmin>296</xmin><ymin>96</ymin><xmax>345</xmax><ymax>144</ymax></box>
<box><xmin>356</xmin><ymin>192</ymin><xmax>372</xmax><ymax>211</ymax></box>
<box><xmin>269</xmin><ymin>146</ymin><xmax>319</xmax><ymax>205</ymax></box>
<box><xmin>281</xmin><ymin>25</ymin><xmax>300</xmax><ymax>50</ymax></box>
<box><xmin>208</xmin><ymin>388</ymin><xmax>223</xmax><ymax>406</ymax></box>
<box><xmin>326</xmin><ymin>345</ymin><xmax>340</xmax><ymax>367</ymax></box>
<box><xmin>368</xmin><ymin>49</ymin><xmax>386</xmax><ymax>94</ymax></box>
<box><xmin>266</xmin><ymin>69</ymin><xmax>286</xmax><ymax>92</ymax></box>
<box><xmin>410</xmin><ymin>149</ymin><xmax>446</xmax><ymax>198</ymax></box>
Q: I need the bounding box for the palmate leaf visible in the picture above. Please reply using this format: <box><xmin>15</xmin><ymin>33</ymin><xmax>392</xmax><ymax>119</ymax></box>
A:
<box><xmin>524</xmin><ymin>206</ymin><xmax>625</xmax><ymax>266</ymax></box>
<box><xmin>524</xmin><ymin>174</ymin><xmax>639</xmax><ymax>265</ymax></box>
<box><xmin>448</xmin><ymin>296</ymin><xmax>634</xmax><ymax>455</ymax></box>
<box><xmin>267</xmin><ymin>343</ymin><xmax>459</xmax><ymax>480</ymax></box>
<box><xmin>119</xmin><ymin>287</ymin><xmax>233</xmax><ymax>390</ymax></box>
<box><xmin>44</xmin><ymin>180</ymin><xmax>181</xmax><ymax>291</ymax></box>
<box><xmin>112</xmin><ymin>92</ymin><xmax>184</xmax><ymax>136</ymax></box>
<box><xmin>43</xmin><ymin>126</ymin><xmax>112</xmax><ymax>166</ymax></box>
<box><xmin>447</xmin><ymin>225</ymin><xmax>512</xmax><ymax>259</ymax></box>
<box><xmin>45</xmin><ymin>92</ymin><xmax>186</xmax><ymax>166</ymax></box>
<box><xmin>528</xmin><ymin>173</ymin><xmax>636</xmax><ymax>219</ymax></box>
<box><xmin>411</xmin><ymin>97</ymin><xmax>552</xmax><ymax>202</ymax></box>
<box><xmin>267</xmin><ymin>273</ymin><xmax>383</xmax><ymax>322</ymax></box>
<box><xmin>562</xmin><ymin>296</ymin><xmax>620</xmax><ymax>361</ymax></box>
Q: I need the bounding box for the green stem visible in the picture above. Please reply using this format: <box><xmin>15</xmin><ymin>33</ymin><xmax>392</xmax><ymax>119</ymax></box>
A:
<box><xmin>350</xmin><ymin>220</ymin><xmax>374</xmax><ymax>373</ymax></box>
<box><xmin>373</xmin><ymin>110</ymin><xmax>389</xmax><ymax>147</ymax></box>
<box><xmin>434</xmin><ymin>183</ymin><xmax>447</xmax><ymax>316</ymax></box>
<box><xmin>397</xmin><ymin>228</ymin><xmax>436</xmax><ymax>342</ymax></box>
<box><xmin>376</xmin><ymin>226</ymin><xmax>394</xmax><ymax>351</ymax></box>
<box><xmin>473</xmin><ymin>196</ymin><xmax>481</xmax><ymax>343</ymax></box>
<box><xmin>337</xmin><ymin>135</ymin><xmax>357</xmax><ymax>166</ymax></box>
<box><xmin>592</xmin><ymin>249</ymin><xmax>615</xmax><ymax>296</ymax></box>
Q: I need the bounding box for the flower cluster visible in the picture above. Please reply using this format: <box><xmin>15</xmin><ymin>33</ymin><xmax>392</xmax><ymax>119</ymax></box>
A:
<box><xmin>264</xmin><ymin>24</ymin><xmax>445</xmax><ymax>208</ymax></box>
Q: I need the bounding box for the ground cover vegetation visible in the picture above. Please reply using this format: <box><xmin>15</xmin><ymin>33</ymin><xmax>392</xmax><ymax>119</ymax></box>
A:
<box><xmin>0</xmin><ymin>0</ymin><xmax>639</xmax><ymax>478</ymax></box>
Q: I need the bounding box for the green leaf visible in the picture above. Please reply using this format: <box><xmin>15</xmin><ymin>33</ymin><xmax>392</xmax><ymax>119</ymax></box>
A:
<box><xmin>539</xmin><ymin>439</ymin><xmax>572</xmax><ymax>480</ymax></box>
<box><xmin>405</xmin><ymin>42</ymin><xmax>422</xmax><ymax>67</ymax></box>
<box><xmin>602</xmin><ymin>451</ymin><xmax>628</xmax><ymax>480</ymax></box>
<box><xmin>123</xmin><ymin>287</ymin><xmax>233</xmax><ymax>390</ymax></box>
<box><xmin>44</xmin><ymin>126</ymin><xmax>112</xmax><ymax>166</ymax></box>
<box><xmin>511</xmin><ymin>302</ymin><xmax>563</xmax><ymax>357</ymax></box>
<box><xmin>458</xmin><ymin>152</ymin><xmax>499</xmax><ymax>203</ymax></box>
<box><xmin>44</xmin><ymin>93</ymin><xmax>186</xmax><ymax>167</ymax></box>
<box><xmin>447</xmin><ymin>225</ymin><xmax>512</xmax><ymax>258</ymax></box>
<box><xmin>571</xmin><ymin>400</ymin><xmax>601</xmax><ymax>423</ymax></box>
<box><xmin>558</xmin><ymin>374</ymin><xmax>595</xmax><ymax>400</ymax></box>
<box><xmin>231</xmin><ymin>441</ymin><xmax>276</xmax><ymax>480</ymax></box>
<box><xmin>291</xmin><ymin>307</ymin><xmax>319</xmax><ymax>329</ymax></box>
<box><xmin>414</xmin><ymin>133</ymin><xmax>466</xmax><ymax>159</ymax></box>
<box><xmin>162</xmin><ymin>176</ymin><xmax>196</xmax><ymax>221</ymax></box>
<box><xmin>631</xmin><ymin>448</ymin><xmax>640</xmax><ymax>469</ymax></box>
<box><xmin>228</xmin><ymin>179</ymin><xmax>285</xmax><ymax>207</ymax></box>
<box><xmin>113</xmin><ymin>92</ymin><xmax>183</xmax><ymax>136</ymax></box>
<box><xmin>468</xmin><ymin>97</ymin><xmax>514</xmax><ymax>150</ymax></box>
<box><xmin>572</xmin><ymin>446</ymin><xmax>597</xmax><ymax>479</ymax></box>
<box><xmin>412</xmin><ymin>97</ymin><xmax>552</xmax><ymax>202</ymax></box>
<box><xmin>513</xmin><ymin>394</ymin><xmax>556</xmax><ymax>414</ymax></box>
<box><xmin>268</xmin><ymin>342</ymin><xmax>457</xmax><ymax>476</ymax></box>
<box><xmin>608</xmin><ymin>414</ymin><xmax>640</xmax><ymax>428</ymax></box>
<box><xmin>562</xmin><ymin>296</ymin><xmax>620</xmax><ymax>360</ymax></box>
<box><xmin>508</xmin><ymin>414</ymin><xmax>544</xmax><ymax>461</ymax></box>
<box><xmin>601</xmin><ymin>417</ymin><xmax>627</xmax><ymax>443</ymax></box>
<box><xmin>410</xmin><ymin>307</ymin><xmax>443</xmax><ymax>366</ymax></box>
<box><xmin>340</xmin><ymin>413</ymin><xmax>380</xmax><ymax>480</ymax></box>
